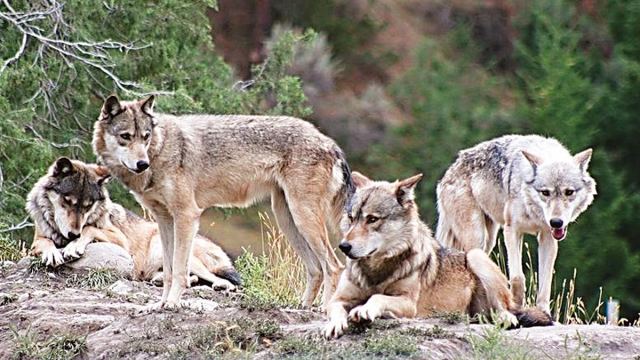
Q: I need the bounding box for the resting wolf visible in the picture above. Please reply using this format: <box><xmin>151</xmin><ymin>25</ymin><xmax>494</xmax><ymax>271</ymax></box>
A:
<box><xmin>324</xmin><ymin>172</ymin><xmax>552</xmax><ymax>339</ymax></box>
<box><xmin>92</xmin><ymin>95</ymin><xmax>354</xmax><ymax>309</ymax></box>
<box><xmin>27</xmin><ymin>158</ymin><xmax>240</xmax><ymax>290</ymax></box>
<box><xmin>436</xmin><ymin>135</ymin><xmax>596</xmax><ymax>312</ymax></box>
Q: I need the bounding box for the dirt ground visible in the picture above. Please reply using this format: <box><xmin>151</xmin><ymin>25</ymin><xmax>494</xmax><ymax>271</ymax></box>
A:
<box><xmin>1</xmin><ymin>259</ymin><xmax>639</xmax><ymax>360</ymax></box>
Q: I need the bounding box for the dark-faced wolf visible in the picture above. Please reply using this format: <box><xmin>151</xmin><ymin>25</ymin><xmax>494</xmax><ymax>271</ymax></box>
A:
<box><xmin>92</xmin><ymin>95</ymin><xmax>354</xmax><ymax>309</ymax></box>
<box><xmin>324</xmin><ymin>172</ymin><xmax>552</xmax><ymax>339</ymax></box>
<box><xmin>27</xmin><ymin>158</ymin><xmax>240</xmax><ymax>290</ymax></box>
<box><xmin>436</xmin><ymin>135</ymin><xmax>596</xmax><ymax>313</ymax></box>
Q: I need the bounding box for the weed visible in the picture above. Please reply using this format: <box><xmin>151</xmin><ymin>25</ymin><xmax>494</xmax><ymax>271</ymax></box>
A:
<box><xmin>10</xmin><ymin>326</ymin><xmax>87</xmax><ymax>360</ymax></box>
<box><xmin>235</xmin><ymin>212</ymin><xmax>306</xmax><ymax>310</ymax></box>
<box><xmin>65</xmin><ymin>268</ymin><xmax>121</xmax><ymax>290</ymax></box>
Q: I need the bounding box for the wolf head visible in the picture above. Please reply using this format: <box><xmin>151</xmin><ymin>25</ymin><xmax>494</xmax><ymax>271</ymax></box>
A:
<box><xmin>94</xmin><ymin>95</ymin><xmax>156</xmax><ymax>174</ymax></box>
<box><xmin>44</xmin><ymin>158</ymin><xmax>111</xmax><ymax>239</ymax></box>
<box><xmin>521</xmin><ymin>148</ymin><xmax>597</xmax><ymax>241</ymax></box>
<box><xmin>338</xmin><ymin>172</ymin><xmax>424</xmax><ymax>259</ymax></box>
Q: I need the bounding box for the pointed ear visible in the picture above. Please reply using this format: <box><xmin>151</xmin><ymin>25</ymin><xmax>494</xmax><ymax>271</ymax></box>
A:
<box><xmin>352</xmin><ymin>171</ymin><xmax>372</xmax><ymax>188</ymax></box>
<box><xmin>94</xmin><ymin>165</ymin><xmax>112</xmax><ymax>186</ymax></box>
<box><xmin>140</xmin><ymin>95</ymin><xmax>155</xmax><ymax>115</ymax></box>
<box><xmin>521</xmin><ymin>150</ymin><xmax>543</xmax><ymax>169</ymax></box>
<box><xmin>102</xmin><ymin>95</ymin><xmax>122</xmax><ymax>119</ymax></box>
<box><xmin>574</xmin><ymin>148</ymin><xmax>592</xmax><ymax>172</ymax></box>
<box><xmin>52</xmin><ymin>157</ymin><xmax>74</xmax><ymax>178</ymax></box>
<box><xmin>396</xmin><ymin>173</ymin><xmax>423</xmax><ymax>206</ymax></box>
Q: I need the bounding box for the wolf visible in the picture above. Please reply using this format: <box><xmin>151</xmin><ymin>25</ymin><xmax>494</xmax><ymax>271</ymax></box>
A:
<box><xmin>26</xmin><ymin>157</ymin><xmax>240</xmax><ymax>290</ymax></box>
<box><xmin>92</xmin><ymin>95</ymin><xmax>354</xmax><ymax>309</ymax></box>
<box><xmin>323</xmin><ymin>172</ymin><xmax>552</xmax><ymax>339</ymax></box>
<box><xmin>436</xmin><ymin>134</ymin><xmax>596</xmax><ymax>313</ymax></box>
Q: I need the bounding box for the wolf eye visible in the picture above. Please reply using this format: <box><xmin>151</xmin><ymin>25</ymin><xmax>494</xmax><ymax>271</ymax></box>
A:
<box><xmin>365</xmin><ymin>215</ymin><xmax>379</xmax><ymax>224</ymax></box>
<box><xmin>347</xmin><ymin>214</ymin><xmax>354</xmax><ymax>222</ymax></box>
<box><xmin>565</xmin><ymin>189</ymin><xmax>575</xmax><ymax>196</ymax></box>
<box><xmin>120</xmin><ymin>133</ymin><xmax>132</xmax><ymax>141</ymax></box>
<box><xmin>143</xmin><ymin>132</ymin><xmax>150</xmax><ymax>141</ymax></box>
<box><xmin>540</xmin><ymin>190</ymin><xmax>551</xmax><ymax>197</ymax></box>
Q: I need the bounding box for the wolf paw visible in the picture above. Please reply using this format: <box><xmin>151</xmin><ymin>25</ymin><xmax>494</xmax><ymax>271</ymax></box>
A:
<box><xmin>136</xmin><ymin>301</ymin><xmax>166</xmax><ymax>315</ymax></box>
<box><xmin>324</xmin><ymin>316</ymin><xmax>349</xmax><ymax>339</ymax></box>
<box><xmin>496</xmin><ymin>311</ymin><xmax>519</xmax><ymax>328</ymax></box>
<box><xmin>211</xmin><ymin>278</ymin><xmax>236</xmax><ymax>292</ymax></box>
<box><xmin>348</xmin><ymin>304</ymin><xmax>381</xmax><ymax>323</ymax></box>
<box><xmin>62</xmin><ymin>240</ymin><xmax>87</xmax><ymax>259</ymax></box>
<box><xmin>41</xmin><ymin>247</ymin><xmax>65</xmax><ymax>267</ymax></box>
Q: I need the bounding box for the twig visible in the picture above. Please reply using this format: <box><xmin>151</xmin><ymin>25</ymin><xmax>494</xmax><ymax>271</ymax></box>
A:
<box><xmin>0</xmin><ymin>32</ymin><xmax>28</xmax><ymax>75</ymax></box>
<box><xmin>0</xmin><ymin>217</ymin><xmax>33</xmax><ymax>233</ymax></box>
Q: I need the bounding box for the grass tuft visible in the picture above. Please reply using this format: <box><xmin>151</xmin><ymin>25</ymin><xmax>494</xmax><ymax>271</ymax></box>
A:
<box><xmin>10</xmin><ymin>326</ymin><xmax>87</xmax><ymax>360</ymax></box>
<box><xmin>235</xmin><ymin>212</ymin><xmax>306</xmax><ymax>310</ymax></box>
<box><xmin>65</xmin><ymin>268</ymin><xmax>121</xmax><ymax>290</ymax></box>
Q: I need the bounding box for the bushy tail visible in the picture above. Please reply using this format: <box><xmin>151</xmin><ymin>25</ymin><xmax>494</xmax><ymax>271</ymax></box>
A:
<box><xmin>510</xmin><ymin>308</ymin><xmax>553</xmax><ymax>328</ymax></box>
<box><xmin>330</xmin><ymin>149</ymin><xmax>356</xmax><ymax>229</ymax></box>
<box><xmin>214</xmin><ymin>266</ymin><xmax>242</xmax><ymax>286</ymax></box>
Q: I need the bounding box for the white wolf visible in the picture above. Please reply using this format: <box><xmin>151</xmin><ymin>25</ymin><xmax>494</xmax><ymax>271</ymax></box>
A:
<box><xmin>436</xmin><ymin>134</ymin><xmax>596</xmax><ymax>313</ymax></box>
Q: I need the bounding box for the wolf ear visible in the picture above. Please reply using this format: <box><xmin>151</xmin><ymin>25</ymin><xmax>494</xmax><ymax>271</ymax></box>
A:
<box><xmin>396</xmin><ymin>173</ymin><xmax>423</xmax><ymax>207</ymax></box>
<box><xmin>102</xmin><ymin>95</ymin><xmax>122</xmax><ymax>119</ymax></box>
<box><xmin>352</xmin><ymin>171</ymin><xmax>372</xmax><ymax>188</ymax></box>
<box><xmin>94</xmin><ymin>165</ymin><xmax>112</xmax><ymax>186</ymax></box>
<box><xmin>574</xmin><ymin>148</ymin><xmax>592</xmax><ymax>172</ymax></box>
<box><xmin>140</xmin><ymin>95</ymin><xmax>155</xmax><ymax>115</ymax></box>
<box><xmin>52</xmin><ymin>157</ymin><xmax>74</xmax><ymax>178</ymax></box>
<box><xmin>521</xmin><ymin>150</ymin><xmax>543</xmax><ymax>170</ymax></box>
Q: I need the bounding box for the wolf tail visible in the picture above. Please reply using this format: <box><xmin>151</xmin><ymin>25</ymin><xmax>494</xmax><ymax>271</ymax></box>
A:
<box><xmin>214</xmin><ymin>266</ymin><xmax>242</xmax><ymax>286</ymax></box>
<box><xmin>510</xmin><ymin>308</ymin><xmax>553</xmax><ymax>328</ymax></box>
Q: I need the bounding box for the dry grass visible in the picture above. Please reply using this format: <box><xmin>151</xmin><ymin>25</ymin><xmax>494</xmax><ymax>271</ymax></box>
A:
<box><xmin>235</xmin><ymin>212</ymin><xmax>307</xmax><ymax>308</ymax></box>
<box><xmin>493</xmin><ymin>241</ymin><xmax>606</xmax><ymax>325</ymax></box>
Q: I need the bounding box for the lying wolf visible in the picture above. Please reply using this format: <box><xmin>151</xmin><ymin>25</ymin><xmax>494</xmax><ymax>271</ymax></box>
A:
<box><xmin>93</xmin><ymin>95</ymin><xmax>354</xmax><ymax>309</ymax></box>
<box><xmin>27</xmin><ymin>157</ymin><xmax>240</xmax><ymax>290</ymax></box>
<box><xmin>436</xmin><ymin>135</ymin><xmax>596</xmax><ymax>312</ymax></box>
<box><xmin>324</xmin><ymin>172</ymin><xmax>552</xmax><ymax>339</ymax></box>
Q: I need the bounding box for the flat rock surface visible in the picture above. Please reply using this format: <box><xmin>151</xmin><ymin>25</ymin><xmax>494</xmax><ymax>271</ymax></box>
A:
<box><xmin>63</xmin><ymin>242</ymin><xmax>134</xmax><ymax>276</ymax></box>
<box><xmin>0</xmin><ymin>261</ymin><xmax>639</xmax><ymax>359</ymax></box>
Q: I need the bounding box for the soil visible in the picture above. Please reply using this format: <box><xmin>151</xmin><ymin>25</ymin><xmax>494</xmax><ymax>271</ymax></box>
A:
<box><xmin>1</xmin><ymin>260</ymin><xmax>639</xmax><ymax>359</ymax></box>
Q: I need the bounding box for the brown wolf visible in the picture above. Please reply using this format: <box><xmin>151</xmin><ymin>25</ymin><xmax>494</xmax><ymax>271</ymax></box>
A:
<box><xmin>92</xmin><ymin>95</ymin><xmax>354</xmax><ymax>309</ymax></box>
<box><xmin>26</xmin><ymin>158</ymin><xmax>240</xmax><ymax>290</ymax></box>
<box><xmin>436</xmin><ymin>135</ymin><xmax>596</xmax><ymax>312</ymax></box>
<box><xmin>324</xmin><ymin>172</ymin><xmax>552</xmax><ymax>339</ymax></box>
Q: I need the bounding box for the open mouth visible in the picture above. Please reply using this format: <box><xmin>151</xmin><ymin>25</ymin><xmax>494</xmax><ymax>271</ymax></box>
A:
<box><xmin>551</xmin><ymin>227</ymin><xmax>567</xmax><ymax>240</ymax></box>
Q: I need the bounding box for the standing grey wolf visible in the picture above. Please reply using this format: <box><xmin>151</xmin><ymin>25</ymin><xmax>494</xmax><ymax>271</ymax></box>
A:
<box><xmin>436</xmin><ymin>134</ymin><xmax>596</xmax><ymax>313</ymax></box>
<box><xmin>92</xmin><ymin>95</ymin><xmax>353</xmax><ymax>309</ymax></box>
<box><xmin>324</xmin><ymin>172</ymin><xmax>552</xmax><ymax>338</ymax></box>
<box><xmin>26</xmin><ymin>158</ymin><xmax>240</xmax><ymax>290</ymax></box>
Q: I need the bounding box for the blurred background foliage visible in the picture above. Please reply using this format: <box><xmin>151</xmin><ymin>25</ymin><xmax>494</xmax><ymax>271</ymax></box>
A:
<box><xmin>1</xmin><ymin>0</ymin><xmax>639</xmax><ymax>319</ymax></box>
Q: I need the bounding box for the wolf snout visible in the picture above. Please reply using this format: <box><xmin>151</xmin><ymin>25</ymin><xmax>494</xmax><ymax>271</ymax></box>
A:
<box><xmin>67</xmin><ymin>232</ymin><xmax>80</xmax><ymax>240</ymax></box>
<box><xmin>338</xmin><ymin>242</ymin><xmax>352</xmax><ymax>255</ymax></box>
<box><xmin>549</xmin><ymin>218</ymin><xmax>564</xmax><ymax>229</ymax></box>
<box><xmin>135</xmin><ymin>160</ymin><xmax>150</xmax><ymax>172</ymax></box>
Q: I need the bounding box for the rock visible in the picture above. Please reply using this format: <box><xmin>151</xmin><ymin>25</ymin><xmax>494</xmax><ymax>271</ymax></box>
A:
<box><xmin>17</xmin><ymin>257</ymin><xmax>34</xmax><ymax>268</ymax></box>
<box><xmin>64</xmin><ymin>243</ymin><xmax>133</xmax><ymax>276</ymax></box>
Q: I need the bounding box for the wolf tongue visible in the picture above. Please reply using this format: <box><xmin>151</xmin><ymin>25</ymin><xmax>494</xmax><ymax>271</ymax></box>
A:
<box><xmin>552</xmin><ymin>228</ymin><xmax>565</xmax><ymax>239</ymax></box>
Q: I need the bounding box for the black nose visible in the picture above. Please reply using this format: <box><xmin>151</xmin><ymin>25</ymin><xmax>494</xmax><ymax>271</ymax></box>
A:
<box><xmin>136</xmin><ymin>160</ymin><xmax>149</xmax><ymax>171</ymax></box>
<box><xmin>67</xmin><ymin>232</ymin><xmax>80</xmax><ymax>240</ymax></box>
<box><xmin>338</xmin><ymin>242</ymin><xmax>352</xmax><ymax>255</ymax></box>
<box><xmin>550</xmin><ymin>218</ymin><xmax>564</xmax><ymax>229</ymax></box>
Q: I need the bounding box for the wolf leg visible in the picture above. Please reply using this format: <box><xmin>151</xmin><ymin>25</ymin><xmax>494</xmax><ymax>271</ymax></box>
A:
<box><xmin>466</xmin><ymin>249</ymin><xmax>518</xmax><ymax>327</ymax></box>
<box><xmin>437</xmin><ymin>183</ymin><xmax>488</xmax><ymax>251</ymax></box>
<box><xmin>504</xmin><ymin>224</ymin><xmax>526</xmax><ymax>308</ymax></box>
<box><xmin>286</xmin><ymin>195</ymin><xmax>343</xmax><ymax>309</ymax></box>
<box><xmin>536</xmin><ymin>233</ymin><xmax>558</xmax><ymax>314</ymax></box>
<box><xmin>152</xmin><ymin>208</ymin><xmax>175</xmax><ymax>306</ymax></box>
<box><xmin>190</xmin><ymin>256</ymin><xmax>236</xmax><ymax>291</ymax></box>
<box><xmin>348</xmin><ymin>294</ymin><xmax>417</xmax><ymax>323</ymax></box>
<box><xmin>166</xmin><ymin>208</ymin><xmax>200</xmax><ymax>308</ymax></box>
<box><xmin>271</xmin><ymin>189</ymin><xmax>323</xmax><ymax>307</ymax></box>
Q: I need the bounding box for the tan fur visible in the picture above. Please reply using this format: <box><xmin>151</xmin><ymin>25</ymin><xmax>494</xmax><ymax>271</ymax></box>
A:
<box><xmin>324</xmin><ymin>172</ymin><xmax>550</xmax><ymax>339</ymax></box>
<box><xmin>436</xmin><ymin>135</ymin><xmax>596</xmax><ymax>312</ymax></box>
<box><xmin>92</xmin><ymin>95</ymin><xmax>354</xmax><ymax>308</ymax></box>
<box><xmin>27</xmin><ymin>159</ymin><xmax>239</xmax><ymax>290</ymax></box>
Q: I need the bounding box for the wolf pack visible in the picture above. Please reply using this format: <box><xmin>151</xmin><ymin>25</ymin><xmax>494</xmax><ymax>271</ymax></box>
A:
<box><xmin>26</xmin><ymin>95</ymin><xmax>596</xmax><ymax>339</ymax></box>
